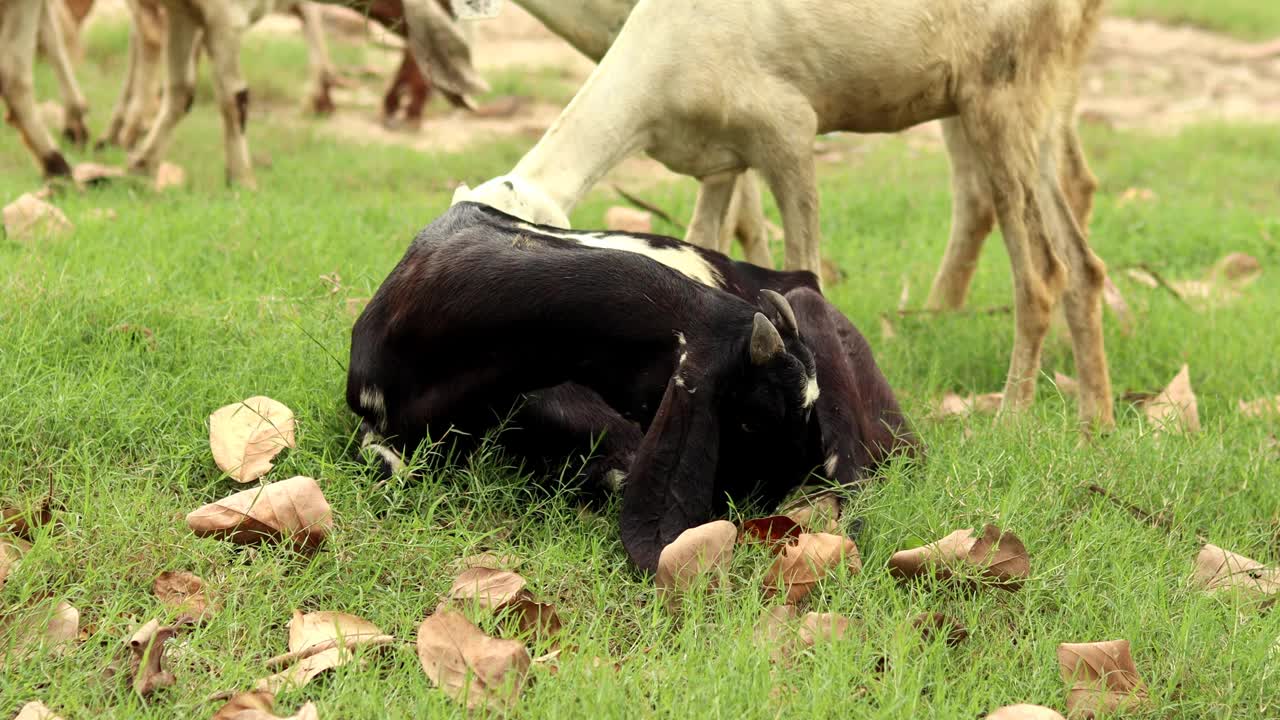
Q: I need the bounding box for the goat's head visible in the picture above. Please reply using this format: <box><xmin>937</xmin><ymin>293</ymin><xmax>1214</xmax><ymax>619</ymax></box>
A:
<box><xmin>451</xmin><ymin>175</ymin><xmax>571</xmax><ymax>228</ymax></box>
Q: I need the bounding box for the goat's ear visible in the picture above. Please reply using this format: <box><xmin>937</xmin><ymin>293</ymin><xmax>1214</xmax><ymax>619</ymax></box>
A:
<box><xmin>760</xmin><ymin>289</ymin><xmax>799</xmax><ymax>337</ymax></box>
<box><xmin>749</xmin><ymin>312</ymin><xmax>785</xmax><ymax>365</ymax></box>
<box><xmin>619</xmin><ymin>368</ymin><xmax>721</xmax><ymax>573</ymax></box>
<box><xmin>450</xmin><ymin>183</ymin><xmax>472</xmax><ymax>205</ymax></box>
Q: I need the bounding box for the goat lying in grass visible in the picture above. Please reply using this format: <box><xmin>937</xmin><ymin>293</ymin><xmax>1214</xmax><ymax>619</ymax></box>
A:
<box><xmin>455</xmin><ymin>0</ymin><xmax>1115</xmax><ymax>429</ymax></box>
<box><xmin>347</xmin><ymin>202</ymin><xmax>913</xmax><ymax>571</ymax></box>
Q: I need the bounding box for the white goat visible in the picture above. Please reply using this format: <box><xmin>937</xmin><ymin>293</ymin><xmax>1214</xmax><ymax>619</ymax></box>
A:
<box><xmin>1</xmin><ymin>0</ymin><xmax>89</xmax><ymax>177</ymax></box>
<box><xmin>456</xmin><ymin>0</ymin><xmax>1114</xmax><ymax>428</ymax></box>
<box><xmin>125</xmin><ymin>0</ymin><xmax>487</xmax><ymax>188</ymax></box>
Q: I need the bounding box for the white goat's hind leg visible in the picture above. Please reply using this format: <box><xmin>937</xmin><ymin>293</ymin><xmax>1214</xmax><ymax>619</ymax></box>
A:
<box><xmin>289</xmin><ymin>1</ymin><xmax>335</xmax><ymax>114</ymax></box>
<box><xmin>99</xmin><ymin>12</ymin><xmax>140</xmax><ymax>148</ymax></box>
<box><xmin>37</xmin><ymin>0</ymin><xmax>89</xmax><ymax>145</ymax></box>
<box><xmin>960</xmin><ymin>101</ymin><xmax>1065</xmax><ymax>416</ymax></box>
<box><xmin>1040</xmin><ymin>119</ymin><xmax>1113</xmax><ymax>429</ymax></box>
<box><xmin>730</xmin><ymin>172</ymin><xmax>773</xmax><ymax>268</ymax></box>
<box><xmin>0</xmin><ymin>0</ymin><xmax>71</xmax><ymax>177</ymax></box>
<box><xmin>925</xmin><ymin>117</ymin><xmax>998</xmax><ymax>310</ymax></box>
<box><xmin>201</xmin><ymin>9</ymin><xmax>256</xmax><ymax>188</ymax></box>
<box><xmin>118</xmin><ymin>0</ymin><xmax>166</xmax><ymax>149</ymax></box>
<box><xmin>128</xmin><ymin>7</ymin><xmax>199</xmax><ymax>178</ymax></box>
<box><xmin>685</xmin><ymin>171</ymin><xmax>739</xmax><ymax>254</ymax></box>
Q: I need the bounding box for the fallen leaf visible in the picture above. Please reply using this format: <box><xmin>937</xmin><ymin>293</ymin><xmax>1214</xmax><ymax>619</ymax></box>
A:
<box><xmin>1117</xmin><ymin>187</ymin><xmax>1156</xmax><ymax>206</ymax></box>
<box><xmin>656</xmin><ymin>520</ymin><xmax>737</xmax><ymax>612</ymax></box>
<box><xmin>1124</xmin><ymin>268</ymin><xmax>1159</xmax><ymax>288</ymax></box>
<box><xmin>128</xmin><ymin>619</ymin><xmax>178</xmax><ymax>697</ymax></box>
<box><xmin>509</xmin><ymin>596</ymin><xmax>562</xmax><ymax>644</ymax></box>
<box><xmin>109</xmin><ymin>323</ymin><xmax>157</xmax><ymax>351</ymax></box>
<box><xmin>14</xmin><ymin>701</ymin><xmax>66</xmax><ymax>720</ymax></box>
<box><xmin>604</xmin><ymin>206</ymin><xmax>652</xmax><ymax>233</ymax></box>
<box><xmin>3</xmin><ymin>193</ymin><xmax>73</xmax><ymax>241</ymax></box>
<box><xmin>442</xmin><ymin>567</ymin><xmax>527</xmax><ymax>611</ymax></box>
<box><xmin>1101</xmin><ymin>275</ymin><xmax>1134</xmax><ymax>335</ymax></box>
<box><xmin>319</xmin><ymin>272</ymin><xmax>342</xmax><ymax>295</ymax></box>
<box><xmin>87</xmin><ymin>207</ymin><xmax>118</xmax><ymax>221</ymax></box>
<box><xmin>1207</xmin><ymin>252</ymin><xmax>1261</xmax><ymax>287</ymax></box>
<box><xmin>209</xmin><ymin>396</ymin><xmax>297</xmax><ymax>483</ymax></box>
<box><xmin>741</xmin><ymin>515</ymin><xmax>804</xmax><ymax>547</ymax></box>
<box><xmin>986</xmin><ymin>705</ymin><xmax>1067</xmax><ymax>720</ymax></box>
<box><xmin>155</xmin><ymin>162</ymin><xmax>185</xmax><ymax>190</ymax></box>
<box><xmin>911</xmin><ymin>612</ymin><xmax>968</xmax><ymax>647</ymax></box>
<box><xmin>258</xmin><ymin>610</ymin><xmax>393</xmax><ymax>693</ymax></box>
<box><xmin>782</xmin><ymin>493</ymin><xmax>841</xmax><ymax>534</ymax></box>
<box><xmin>797</xmin><ymin>611</ymin><xmax>854</xmax><ymax>647</ymax></box>
<box><xmin>186</xmin><ymin>475</ymin><xmax>332</xmax><ymax>549</ymax></box>
<box><xmin>211</xmin><ymin>691</ymin><xmax>318</xmax><ymax>720</ymax></box>
<box><xmin>1143</xmin><ymin>364</ymin><xmax>1200</xmax><ymax>434</ymax></box>
<box><xmin>763</xmin><ymin>533</ymin><xmax>861</xmax><ymax>603</ymax></box>
<box><xmin>1057</xmin><ymin>639</ymin><xmax>1149</xmax><ymax>718</ymax></box>
<box><xmin>754</xmin><ymin>606</ymin><xmax>855</xmax><ymax>662</ymax></box>
<box><xmin>933</xmin><ymin>392</ymin><xmax>1003</xmax><ymax>419</ymax></box>
<box><xmin>1239</xmin><ymin>396</ymin><xmax>1280</xmax><ymax>418</ymax></box>
<box><xmin>888</xmin><ymin>525</ymin><xmax>1030</xmax><ymax>590</ymax></box>
<box><xmin>153</xmin><ymin>571</ymin><xmax>216</xmax><ymax>624</ymax></box>
<box><xmin>2</xmin><ymin>497</ymin><xmax>51</xmax><ymax>541</ymax></box>
<box><xmin>72</xmin><ymin>163</ymin><xmax>124</xmax><ymax>186</ymax></box>
<box><xmin>417</xmin><ymin>609</ymin><xmax>530</xmax><ymax>712</ymax></box>
<box><xmin>1054</xmin><ymin>372</ymin><xmax>1079</xmax><ymax>398</ymax></box>
<box><xmin>1192</xmin><ymin>543</ymin><xmax>1279</xmax><ymax>602</ymax></box>
<box><xmin>0</xmin><ymin>599</ymin><xmax>79</xmax><ymax>667</ymax></box>
<box><xmin>0</xmin><ymin>536</ymin><xmax>30</xmax><ymax>590</ymax></box>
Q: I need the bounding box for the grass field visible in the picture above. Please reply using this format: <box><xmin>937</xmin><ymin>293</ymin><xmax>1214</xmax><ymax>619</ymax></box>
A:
<box><xmin>3</xmin><ymin>7</ymin><xmax>1280</xmax><ymax>720</ymax></box>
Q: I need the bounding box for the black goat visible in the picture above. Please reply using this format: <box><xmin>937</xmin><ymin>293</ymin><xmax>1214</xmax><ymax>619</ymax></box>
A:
<box><xmin>347</xmin><ymin>202</ymin><xmax>913</xmax><ymax>570</ymax></box>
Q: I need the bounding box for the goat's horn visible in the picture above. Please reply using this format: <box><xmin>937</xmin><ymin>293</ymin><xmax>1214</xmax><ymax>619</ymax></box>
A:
<box><xmin>749</xmin><ymin>313</ymin><xmax>785</xmax><ymax>365</ymax></box>
<box><xmin>759</xmin><ymin>289</ymin><xmax>798</xmax><ymax>336</ymax></box>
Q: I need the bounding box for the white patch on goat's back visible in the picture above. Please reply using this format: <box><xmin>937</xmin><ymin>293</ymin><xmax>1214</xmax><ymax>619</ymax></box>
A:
<box><xmin>803</xmin><ymin>375</ymin><xmax>821</xmax><ymax>408</ymax></box>
<box><xmin>516</xmin><ymin>223</ymin><xmax>723</xmax><ymax>287</ymax></box>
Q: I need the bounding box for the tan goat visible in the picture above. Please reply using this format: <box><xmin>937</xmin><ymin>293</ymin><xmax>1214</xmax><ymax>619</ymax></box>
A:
<box><xmin>456</xmin><ymin>0</ymin><xmax>1114</xmax><ymax>428</ymax></box>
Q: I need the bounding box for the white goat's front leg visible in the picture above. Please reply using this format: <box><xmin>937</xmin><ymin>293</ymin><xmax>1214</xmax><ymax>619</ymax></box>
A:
<box><xmin>728</xmin><ymin>171</ymin><xmax>773</xmax><ymax>268</ymax></box>
<box><xmin>128</xmin><ymin>6</ymin><xmax>199</xmax><ymax>179</ymax></box>
<box><xmin>288</xmin><ymin>1</ymin><xmax>335</xmax><ymax>115</ymax></box>
<box><xmin>925</xmin><ymin>117</ymin><xmax>998</xmax><ymax>310</ymax></box>
<box><xmin>685</xmin><ymin>170</ymin><xmax>740</xmax><ymax>253</ymax></box>
<box><xmin>37</xmin><ymin>0</ymin><xmax>89</xmax><ymax>145</ymax></box>
<box><xmin>201</xmin><ymin>3</ymin><xmax>256</xmax><ymax>188</ymax></box>
<box><xmin>1</xmin><ymin>0</ymin><xmax>71</xmax><ymax>177</ymax></box>
<box><xmin>756</xmin><ymin>107</ymin><xmax>821</xmax><ymax>277</ymax></box>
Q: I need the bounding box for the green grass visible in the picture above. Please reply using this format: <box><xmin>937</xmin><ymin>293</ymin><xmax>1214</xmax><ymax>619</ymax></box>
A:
<box><xmin>4</xmin><ymin>9</ymin><xmax>1280</xmax><ymax>720</ymax></box>
<box><xmin>1111</xmin><ymin>0</ymin><xmax>1280</xmax><ymax>39</ymax></box>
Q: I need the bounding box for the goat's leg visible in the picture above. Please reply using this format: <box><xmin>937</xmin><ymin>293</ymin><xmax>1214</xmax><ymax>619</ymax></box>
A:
<box><xmin>729</xmin><ymin>171</ymin><xmax>773</xmax><ymax>268</ymax></box>
<box><xmin>99</xmin><ymin>9</ymin><xmax>140</xmax><ymax>148</ymax></box>
<box><xmin>960</xmin><ymin>103</ymin><xmax>1065</xmax><ymax>415</ymax></box>
<box><xmin>198</xmin><ymin>5</ymin><xmax>256</xmax><ymax>188</ymax></box>
<box><xmin>0</xmin><ymin>0</ymin><xmax>71</xmax><ymax>177</ymax></box>
<box><xmin>37</xmin><ymin>0</ymin><xmax>89</xmax><ymax>145</ymax></box>
<box><xmin>401</xmin><ymin>52</ymin><xmax>431</xmax><ymax>128</ymax></box>
<box><xmin>925</xmin><ymin>117</ymin><xmax>998</xmax><ymax>310</ymax></box>
<box><xmin>1039</xmin><ymin>120</ymin><xmax>1113</xmax><ymax>429</ymax></box>
<box><xmin>118</xmin><ymin>0</ymin><xmax>165</xmax><ymax>149</ymax></box>
<box><xmin>289</xmin><ymin>1</ymin><xmax>335</xmax><ymax>115</ymax></box>
<box><xmin>1058</xmin><ymin>120</ymin><xmax>1098</xmax><ymax>232</ymax></box>
<box><xmin>757</xmin><ymin>117</ymin><xmax>821</xmax><ymax>276</ymax></box>
<box><xmin>128</xmin><ymin>6</ymin><xmax>198</xmax><ymax>178</ymax></box>
<box><xmin>685</xmin><ymin>170</ymin><xmax>740</xmax><ymax>254</ymax></box>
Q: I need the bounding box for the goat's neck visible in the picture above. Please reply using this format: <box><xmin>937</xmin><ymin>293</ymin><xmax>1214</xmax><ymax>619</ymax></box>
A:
<box><xmin>511</xmin><ymin>0</ymin><xmax>635</xmax><ymax>62</ymax></box>
<box><xmin>511</xmin><ymin>56</ymin><xmax>654</xmax><ymax>214</ymax></box>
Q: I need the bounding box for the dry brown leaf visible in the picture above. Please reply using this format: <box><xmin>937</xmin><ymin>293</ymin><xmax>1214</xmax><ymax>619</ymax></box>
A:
<box><xmin>442</xmin><ymin>567</ymin><xmax>528</xmax><ymax>611</ymax></box>
<box><xmin>209</xmin><ymin>396</ymin><xmax>297</xmax><ymax>483</ymax></box>
<box><xmin>604</xmin><ymin>206</ymin><xmax>652</xmax><ymax>233</ymax></box>
<box><xmin>1207</xmin><ymin>252</ymin><xmax>1261</xmax><ymax>287</ymax></box>
<box><xmin>655</xmin><ymin>520</ymin><xmax>737</xmax><ymax>611</ymax></box>
<box><xmin>797</xmin><ymin>612</ymin><xmax>854</xmax><ymax>647</ymax></box>
<box><xmin>129</xmin><ymin>619</ymin><xmax>178</xmax><ymax>697</ymax></box>
<box><xmin>1101</xmin><ymin>275</ymin><xmax>1134</xmax><ymax>335</ymax></box>
<box><xmin>1144</xmin><ymin>364</ymin><xmax>1200</xmax><ymax>434</ymax></box>
<box><xmin>258</xmin><ymin>610</ymin><xmax>393</xmax><ymax>693</ymax></box>
<box><xmin>1125</xmin><ymin>268</ymin><xmax>1159</xmax><ymax>288</ymax></box>
<box><xmin>1192</xmin><ymin>543</ymin><xmax>1280</xmax><ymax>602</ymax></box>
<box><xmin>2</xmin><ymin>497</ymin><xmax>52</xmax><ymax>541</ymax></box>
<box><xmin>888</xmin><ymin>525</ymin><xmax>1030</xmax><ymax>590</ymax></box>
<box><xmin>186</xmin><ymin>475</ymin><xmax>332</xmax><ymax>549</ymax></box>
<box><xmin>1054</xmin><ymin>372</ymin><xmax>1080</xmax><ymax>398</ymax></box>
<box><xmin>155</xmin><ymin>162</ymin><xmax>186</xmax><ymax>190</ymax></box>
<box><xmin>72</xmin><ymin>162</ymin><xmax>125</xmax><ymax>186</ymax></box>
<box><xmin>782</xmin><ymin>493</ymin><xmax>841</xmax><ymax>534</ymax></box>
<box><xmin>417</xmin><ymin>609</ymin><xmax>531</xmax><ymax>712</ymax></box>
<box><xmin>986</xmin><ymin>705</ymin><xmax>1067</xmax><ymax>720</ymax></box>
<box><xmin>911</xmin><ymin>612</ymin><xmax>968</xmax><ymax>647</ymax></box>
<box><xmin>754</xmin><ymin>605</ymin><xmax>800</xmax><ymax>663</ymax></box>
<box><xmin>1</xmin><ymin>599</ymin><xmax>79</xmax><ymax>668</ymax></box>
<box><xmin>509</xmin><ymin>596</ymin><xmax>562</xmax><ymax>644</ymax></box>
<box><xmin>3</xmin><ymin>193</ymin><xmax>72</xmax><ymax>241</ymax></box>
<box><xmin>153</xmin><ymin>571</ymin><xmax>216</xmax><ymax>624</ymax></box>
<box><xmin>1117</xmin><ymin>187</ymin><xmax>1156</xmax><ymax>206</ymax></box>
<box><xmin>1057</xmin><ymin>640</ymin><xmax>1149</xmax><ymax>718</ymax></box>
<box><xmin>741</xmin><ymin>515</ymin><xmax>804</xmax><ymax>547</ymax></box>
<box><xmin>763</xmin><ymin>533</ymin><xmax>861</xmax><ymax>603</ymax></box>
<box><xmin>211</xmin><ymin>691</ymin><xmax>318</xmax><ymax>720</ymax></box>
<box><xmin>14</xmin><ymin>701</ymin><xmax>66</xmax><ymax>720</ymax></box>
<box><xmin>0</xmin><ymin>536</ymin><xmax>28</xmax><ymax>590</ymax></box>
<box><xmin>1238</xmin><ymin>396</ymin><xmax>1280</xmax><ymax>418</ymax></box>
<box><xmin>933</xmin><ymin>392</ymin><xmax>1003</xmax><ymax>419</ymax></box>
